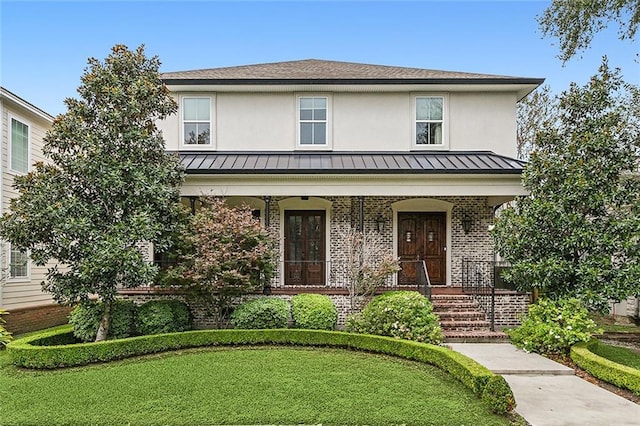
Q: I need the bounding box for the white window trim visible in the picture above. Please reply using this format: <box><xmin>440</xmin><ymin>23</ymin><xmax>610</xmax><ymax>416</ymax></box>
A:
<box><xmin>295</xmin><ymin>94</ymin><xmax>333</xmax><ymax>150</ymax></box>
<box><xmin>7</xmin><ymin>244</ymin><xmax>30</xmax><ymax>282</ymax></box>
<box><xmin>180</xmin><ymin>95</ymin><xmax>216</xmax><ymax>150</ymax></box>
<box><xmin>411</xmin><ymin>94</ymin><xmax>449</xmax><ymax>151</ymax></box>
<box><xmin>8</xmin><ymin>113</ymin><xmax>32</xmax><ymax>175</ymax></box>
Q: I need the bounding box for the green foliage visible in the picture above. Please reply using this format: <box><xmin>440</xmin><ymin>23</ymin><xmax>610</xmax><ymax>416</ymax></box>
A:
<box><xmin>538</xmin><ymin>0</ymin><xmax>639</xmax><ymax>63</ymax></box>
<box><xmin>493</xmin><ymin>60</ymin><xmax>640</xmax><ymax>311</ymax></box>
<box><xmin>482</xmin><ymin>375</ymin><xmax>516</xmax><ymax>414</ymax></box>
<box><xmin>69</xmin><ymin>300</ymin><xmax>136</xmax><ymax>342</ymax></box>
<box><xmin>176</xmin><ymin>197</ymin><xmax>278</xmax><ymax>327</ymax></box>
<box><xmin>231</xmin><ymin>297</ymin><xmax>289</xmax><ymax>329</ymax></box>
<box><xmin>507</xmin><ymin>298</ymin><xmax>602</xmax><ymax>355</ymax></box>
<box><xmin>291</xmin><ymin>294</ymin><xmax>337</xmax><ymax>330</ymax></box>
<box><xmin>346</xmin><ymin>291</ymin><xmax>443</xmax><ymax>344</ymax></box>
<box><xmin>571</xmin><ymin>341</ymin><xmax>640</xmax><ymax>396</ymax></box>
<box><xmin>135</xmin><ymin>300</ymin><xmax>192</xmax><ymax>336</ymax></box>
<box><xmin>6</xmin><ymin>326</ymin><xmax>498</xmax><ymax>403</ymax></box>
<box><xmin>0</xmin><ymin>309</ymin><xmax>12</xmax><ymax>348</ymax></box>
<box><xmin>587</xmin><ymin>340</ymin><xmax>640</xmax><ymax>371</ymax></box>
<box><xmin>0</xmin><ymin>45</ymin><xmax>186</xmax><ymax>340</ymax></box>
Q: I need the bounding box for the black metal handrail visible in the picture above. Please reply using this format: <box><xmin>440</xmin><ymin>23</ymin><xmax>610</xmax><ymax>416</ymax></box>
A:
<box><xmin>461</xmin><ymin>259</ymin><xmax>495</xmax><ymax>331</ymax></box>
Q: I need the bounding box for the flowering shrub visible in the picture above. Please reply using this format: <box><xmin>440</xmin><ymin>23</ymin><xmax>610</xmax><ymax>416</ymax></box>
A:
<box><xmin>291</xmin><ymin>294</ymin><xmax>337</xmax><ymax>330</ymax></box>
<box><xmin>346</xmin><ymin>291</ymin><xmax>442</xmax><ymax>344</ymax></box>
<box><xmin>231</xmin><ymin>297</ymin><xmax>289</xmax><ymax>329</ymax></box>
<box><xmin>507</xmin><ymin>298</ymin><xmax>602</xmax><ymax>355</ymax></box>
<box><xmin>1</xmin><ymin>309</ymin><xmax>12</xmax><ymax>348</ymax></box>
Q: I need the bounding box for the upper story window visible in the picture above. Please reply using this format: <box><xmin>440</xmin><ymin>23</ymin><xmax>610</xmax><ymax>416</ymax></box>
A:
<box><xmin>298</xmin><ymin>96</ymin><xmax>330</xmax><ymax>148</ymax></box>
<box><xmin>10</xmin><ymin>117</ymin><xmax>30</xmax><ymax>173</ymax></box>
<box><xmin>414</xmin><ymin>96</ymin><xmax>446</xmax><ymax>148</ymax></box>
<box><xmin>9</xmin><ymin>246</ymin><xmax>29</xmax><ymax>280</ymax></box>
<box><xmin>182</xmin><ymin>97</ymin><xmax>211</xmax><ymax>146</ymax></box>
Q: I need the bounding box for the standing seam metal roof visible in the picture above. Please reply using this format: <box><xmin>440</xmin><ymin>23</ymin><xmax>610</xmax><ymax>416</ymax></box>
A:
<box><xmin>177</xmin><ymin>151</ymin><xmax>525</xmax><ymax>174</ymax></box>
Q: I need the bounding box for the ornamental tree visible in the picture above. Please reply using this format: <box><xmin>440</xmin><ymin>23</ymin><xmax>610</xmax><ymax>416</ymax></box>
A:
<box><xmin>0</xmin><ymin>45</ymin><xmax>185</xmax><ymax>340</ymax></box>
<box><xmin>178</xmin><ymin>197</ymin><xmax>278</xmax><ymax>327</ymax></box>
<box><xmin>493</xmin><ymin>58</ymin><xmax>640</xmax><ymax>311</ymax></box>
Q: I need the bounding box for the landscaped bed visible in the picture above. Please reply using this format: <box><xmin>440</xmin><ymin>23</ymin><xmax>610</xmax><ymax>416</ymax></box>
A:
<box><xmin>1</xmin><ymin>344</ymin><xmax>514</xmax><ymax>425</ymax></box>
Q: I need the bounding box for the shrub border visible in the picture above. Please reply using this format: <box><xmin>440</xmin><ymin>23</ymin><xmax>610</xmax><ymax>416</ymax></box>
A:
<box><xmin>571</xmin><ymin>341</ymin><xmax>640</xmax><ymax>396</ymax></box>
<box><xmin>8</xmin><ymin>326</ymin><xmax>512</xmax><ymax>412</ymax></box>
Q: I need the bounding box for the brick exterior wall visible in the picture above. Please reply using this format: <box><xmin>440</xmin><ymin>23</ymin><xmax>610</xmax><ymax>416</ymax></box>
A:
<box><xmin>4</xmin><ymin>304</ymin><xmax>73</xmax><ymax>335</ymax></box>
<box><xmin>474</xmin><ymin>293</ymin><xmax>531</xmax><ymax>330</ymax></box>
<box><xmin>265</xmin><ymin>195</ymin><xmax>495</xmax><ymax>288</ymax></box>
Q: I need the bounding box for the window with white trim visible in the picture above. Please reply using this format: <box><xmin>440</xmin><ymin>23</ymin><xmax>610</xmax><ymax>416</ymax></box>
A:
<box><xmin>10</xmin><ymin>117</ymin><xmax>29</xmax><ymax>173</ymax></box>
<box><xmin>182</xmin><ymin>97</ymin><xmax>211</xmax><ymax>145</ymax></box>
<box><xmin>415</xmin><ymin>96</ymin><xmax>444</xmax><ymax>146</ymax></box>
<box><xmin>298</xmin><ymin>96</ymin><xmax>328</xmax><ymax>146</ymax></box>
<box><xmin>9</xmin><ymin>246</ymin><xmax>29</xmax><ymax>280</ymax></box>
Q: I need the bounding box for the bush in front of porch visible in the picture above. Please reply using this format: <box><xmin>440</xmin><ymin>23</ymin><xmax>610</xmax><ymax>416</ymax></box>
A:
<box><xmin>291</xmin><ymin>294</ymin><xmax>338</xmax><ymax>330</ymax></box>
<box><xmin>346</xmin><ymin>291</ymin><xmax>443</xmax><ymax>344</ymax></box>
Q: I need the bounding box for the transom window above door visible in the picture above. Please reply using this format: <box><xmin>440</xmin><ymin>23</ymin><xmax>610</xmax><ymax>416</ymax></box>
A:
<box><xmin>182</xmin><ymin>97</ymin><xmax>212</xmax><ymax>146</ymax></box>
<box><xmin>297</xmin><ymin>96</ymin><xmax>331</xmax><ymax>148</ymax></box>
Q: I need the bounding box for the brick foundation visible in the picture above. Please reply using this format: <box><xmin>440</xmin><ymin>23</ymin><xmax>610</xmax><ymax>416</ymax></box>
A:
<box><xmin>474</xmin><ymin>292</ymin><xmax>530</xmax><ymax>330</ymax></box>
<box><xmin>4</xmin><ymin>304</ymin><xmax>73</xmax><ymax>335</ymax></box>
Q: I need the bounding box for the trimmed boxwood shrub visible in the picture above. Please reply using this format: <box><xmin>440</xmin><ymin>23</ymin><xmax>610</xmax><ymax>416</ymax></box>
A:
<box><xmin>69</xmin><ymin>300</ymin><xmax>136</xmax><ymax>342</ymax></box>
<box><xmin>571</xmin><ymin>341</ymin><xmax>640</xmax><ymax>396</ymax></box>
<box><xmin>481</xmin><ymin>375</ymin><xmax>516</xmax><ymax>414</ymax></box>
<box><xmin>291</xmin><ymin>294</ymin><xmax>337</xmax><ymax>330</ymax></box>
<box><xmin>135</xmin><ymin>299</ymin><xmax>192</xmax><ymax>335</ymax></box>
<box><xmin>6</xmin><ymin>326</ymin><xmax>505</xmax><ymax>407</ymax></box>
<box><xmin>231</xmin><ymin>297</ymin><xmax>289</xmax><ymax>329</ymax></box>
<box><xmin>346</xmin><ymin>291</ymin><xmax>443</xmax><ymax>344</ymax></box>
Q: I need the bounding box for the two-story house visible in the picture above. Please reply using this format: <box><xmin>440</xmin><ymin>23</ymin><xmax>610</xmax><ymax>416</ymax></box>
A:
<box><xmin>0</xmin><ymin>88</ymin><xmax>70</xmax><ymax>334</ymax></box>
<box><xmin>141</xmin><ymin>59</ymin><xmax>544</xmax><ymax>332</ymax></box>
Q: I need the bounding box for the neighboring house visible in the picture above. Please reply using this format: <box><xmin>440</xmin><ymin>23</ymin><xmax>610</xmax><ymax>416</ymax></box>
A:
<box><xmin>133</xmin><ymin>59</ymin><xmax>545</xmax><ymax>333</ymax></box>
<box><xmin>0</xmin><ymin>88</ymin><xmax>69</xmax><ymax>334</ymax></box>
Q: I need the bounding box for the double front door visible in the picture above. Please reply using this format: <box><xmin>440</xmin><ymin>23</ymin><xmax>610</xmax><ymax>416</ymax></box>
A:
<box><xmin>284</xmin><ymin>210</ymin><xmax>325</xmax><ymax>286</ymax></box>
<box><xmin>398</xmin><ymin>212</ymin><xmax>446</xmax><ymax>285</ymax></box>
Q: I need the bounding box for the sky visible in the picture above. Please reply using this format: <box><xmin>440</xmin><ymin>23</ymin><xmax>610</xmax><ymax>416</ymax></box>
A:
<box><xmin>1</xmin><ymin>0</ymin><xmax>638</xmax><ymax>117</ymax></box>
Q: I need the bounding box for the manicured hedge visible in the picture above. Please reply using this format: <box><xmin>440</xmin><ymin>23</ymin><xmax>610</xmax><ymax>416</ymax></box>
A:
<box><xmin>7</xmin><ymin>326</ymin><xmax>512</xmax><ymax>413</ymax></box>
<box><xmin>291</xmin><ymin>294</ymin><xmax>337</xmax><ymax>330</ymax></box>
<box><xmin>231</xmin><ymin>297</ymin><xmax>289</xmax><ymax>329</ymax></box>
<box><xmin>571</xmin><ymin>341</ymin><xmax>640</xmax><ymax>396</ymax></box>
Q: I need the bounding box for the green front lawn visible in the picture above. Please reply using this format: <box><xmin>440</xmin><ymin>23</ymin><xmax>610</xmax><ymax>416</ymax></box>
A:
<box><xmin>1</xmin><ymin>346</ymin><xmax>511</xmax><ymax>425</ymax></box>
<box><xmin>588</xmin><ymin>340</ymin><xmax>640</xmax><ymax>370</ymax></box>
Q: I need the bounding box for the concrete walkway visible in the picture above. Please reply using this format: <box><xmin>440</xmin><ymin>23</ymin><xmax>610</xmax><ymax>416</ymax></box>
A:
<box><xmin>449</xmin><ymin>343</ymin><xmax>640</xmax><ymax>426</ymax></box>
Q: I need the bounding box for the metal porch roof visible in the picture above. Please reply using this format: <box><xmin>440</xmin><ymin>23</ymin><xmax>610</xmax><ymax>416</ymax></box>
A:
<box><xmin>178</xmin><ymin>151</ymin><xmax>525</xmax><ymax>175</ymax></box>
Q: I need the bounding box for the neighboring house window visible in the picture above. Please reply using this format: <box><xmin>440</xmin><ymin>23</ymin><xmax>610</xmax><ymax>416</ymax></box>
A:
<box><xmin>183</xmin><ymin>97</ymin><xmax>211</xmax><ymax>145</ymax></box>
<box><xmin>298</xmin><ymin>96</ymin><xmax>328</xmax><ymax>146</ymax></box>
<box><xmin>9</xmin><ymin>246</ymin><xmax>29</xmax><ymax>280</ymax></box>
<box><xmin>10</xmin><ymin>117</ymin><xmax>29</xmax><ymax>173</ymax></box>
<box><xmin>415</xmin><ymin>96</ymin><xmax>444</xmax><ymax>146</ymax></box>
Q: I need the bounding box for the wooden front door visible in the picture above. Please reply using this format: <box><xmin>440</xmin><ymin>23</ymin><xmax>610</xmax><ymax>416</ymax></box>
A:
<box><xmin>285</xmin><ymin>210</ymin><xmax>326</xmax><ymax>286</ymax></box>
<box><xmin>398</xmin><ymin>212</ymin><xmax>446</xmax><ymax>285</ymax></box>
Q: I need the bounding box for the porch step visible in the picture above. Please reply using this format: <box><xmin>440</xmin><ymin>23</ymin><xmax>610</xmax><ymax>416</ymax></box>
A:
<box><xmin>443</xmin><ymin>330</ymin><xmax>509</xmax><ymax>343</ymax></box>
<box><xmin>431</xmin><ymin>294</ymin><xmax>495</xmax><ymax>334</ymax></box>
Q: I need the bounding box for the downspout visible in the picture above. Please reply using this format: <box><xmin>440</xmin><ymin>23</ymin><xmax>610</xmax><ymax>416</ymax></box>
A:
<box><xmin>358</xmin><ymin>196</ymin><xmax>364</xmax><ymax>232</ymax></box>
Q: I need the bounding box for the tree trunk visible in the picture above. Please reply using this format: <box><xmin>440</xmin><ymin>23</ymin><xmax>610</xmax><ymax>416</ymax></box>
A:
<box><xmin>95</xmin><ymin>299</ymin><xmax>112</xmax><ymax>342</ymax></box>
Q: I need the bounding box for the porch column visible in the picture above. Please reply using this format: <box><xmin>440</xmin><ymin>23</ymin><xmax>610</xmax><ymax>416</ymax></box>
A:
<box><xmin>264</xmin><ymin>196</ymin><xmax>271</xmax><ymax>227</ymax></box>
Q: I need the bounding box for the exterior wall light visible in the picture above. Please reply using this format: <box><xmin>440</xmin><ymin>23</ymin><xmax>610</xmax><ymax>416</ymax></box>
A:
<box><xmin>375</xmin><ymin>216</ymin><xmax>385</xmax><ymax>232</ymax></box>
<box><xmin>461</xmin><ymin>214</ymin><xmax>472</xmax><ymax>234</ymax></box>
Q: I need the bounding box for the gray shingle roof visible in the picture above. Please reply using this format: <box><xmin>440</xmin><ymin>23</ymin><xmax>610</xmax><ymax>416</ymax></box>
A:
<box><xmin>162</xmin><ymin>59</ymin><xmax>543</xmax><ymax>85</ymax></box>
<box><xmin>178</xmin><ymin>151</ymin><xmax>525</xmax><ymax>175</ymax></box>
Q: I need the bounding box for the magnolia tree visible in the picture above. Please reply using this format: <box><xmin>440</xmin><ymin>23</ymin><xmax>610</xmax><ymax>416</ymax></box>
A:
<box><xmin>336</xmin><ymin>229</ymin><xmax>400</xmax><ymax>313</ymax></box>
<box><xmin>178</xmin><ymin>197</ymin><xmax>278</xmax><ymax>327</ymax></box>
<box><xmin>493</xmin><ymin>59</ymin><xmax>640</xmax><ymax>311</ymax></box>
<box><xmin>0</xmin><ymin>45</ymin><xmax>185</xmax><ymax>341</ymax></box>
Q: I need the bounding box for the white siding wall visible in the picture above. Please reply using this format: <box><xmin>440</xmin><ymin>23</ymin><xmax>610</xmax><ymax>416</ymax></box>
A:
<box><xmin>1</xmin><ymin>98</ymin><xmax>54</xmax><ymax>310</ymax></box>
<box><xmin>160</xmin><ymin>91</ymin><xmax>518</xmax><ymax>157</ymax></box>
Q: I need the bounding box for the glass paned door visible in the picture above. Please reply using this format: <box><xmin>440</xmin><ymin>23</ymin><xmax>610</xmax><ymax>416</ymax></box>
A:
<box><xmin>285</xmin><ymin>210</ymin><xmax>326</xmax><ymax>285</ymax></box>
